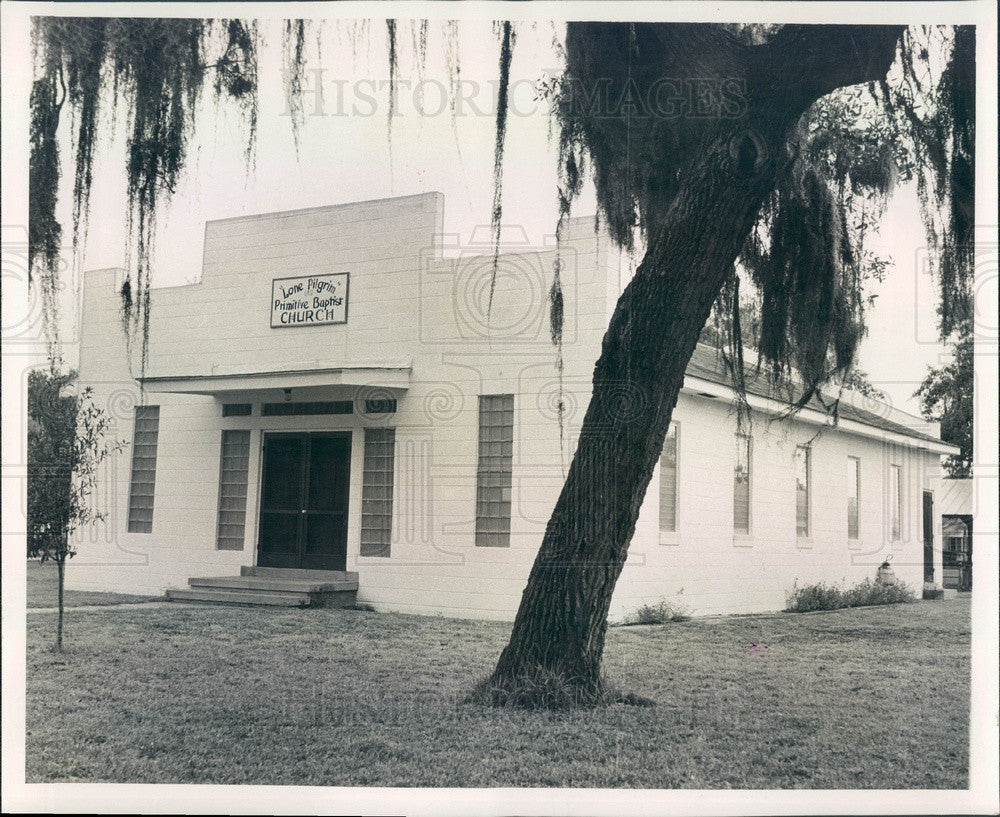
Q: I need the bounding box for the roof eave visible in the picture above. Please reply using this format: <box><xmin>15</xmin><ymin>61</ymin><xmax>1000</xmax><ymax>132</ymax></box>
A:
<box><xmin>681</xmin><ymin>374</ymin><xmax>957</xmax><ymax>453</ymax></box>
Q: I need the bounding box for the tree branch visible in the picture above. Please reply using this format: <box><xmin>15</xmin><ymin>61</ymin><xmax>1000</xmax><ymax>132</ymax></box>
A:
<box><xmin>754</xmin><ymin>25</ymin><xmax>906</xmax><ymax>109</ymax></box>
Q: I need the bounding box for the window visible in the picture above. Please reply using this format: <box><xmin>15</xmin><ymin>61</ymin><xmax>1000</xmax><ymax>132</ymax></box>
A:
<box><xmin>889</xmin><ymin>464</ymin><xmax>902</xmax><ymax>541</ymax></box>
<box><xmin>659</xmin><ymin>423</ymin><xmax>679</xmax><ymax>534</ymax></box>
<box><xmin>734</xmin><ymin>433</ymin><xmax>751</xmax><ymax>535</ymax></box>
<box><xmin>127</xmin><ymin>405</ymin><xmax>160</xmax><ymax>533</ymax></box>
<box><xmin>360</xmin><ymin>428</ymin><xmax>396</xmax><ymax>557</ymax></box>
<box><xmin>363</xmin><ymin>398</ymin><xmax>397</xmax><ymax>415</ymax></box>
<box><xmin>943</xmin><ymin>536</ymin><xmax>968</xmax><ymax>567</ymax></box>
<box><xmin>795</xmin><ymin>445</ymin><xmax>810</xmax><ymax>538</ymax></box>
<box><xmin>261</xmin><ymin>400</ymin><xmax>353</xmax><ymax>417</ymax></box>
<box><xmin>847</xmin><ymin>456</ymin><xmax>860</xmax><ymax>540</ymax></box>
<box><xmin>222</xmin><ymin>403</ymin><xmax>252</xmax><ymax>417</ymax></box>
<box><xmin>216</xmin><ymin>430</ymin><xmax>251</xmax><ymax>550</ymax></box>
<box><xmin>476</xmin><ymin>394</ymin><xmax>513</xmax><ymax>547</ymax></box>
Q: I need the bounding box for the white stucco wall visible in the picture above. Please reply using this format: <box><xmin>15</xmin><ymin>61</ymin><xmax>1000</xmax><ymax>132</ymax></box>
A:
<box><xmin>620</xmin><ymin>391</ymin><xmax>945</xmax><ymax>617</ymax></box>
<box><xmin>68</xmin><ymin>192</ymin><xmax>951</xmax><ymax>619</ymax></box>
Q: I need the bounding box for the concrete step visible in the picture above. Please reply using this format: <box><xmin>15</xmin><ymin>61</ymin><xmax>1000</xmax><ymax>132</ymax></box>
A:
<box><xmin>166</xmin><ymin>588</ymin><xmax>312</xmax><ymax>607</ymax></box>
<box><xmin>169</xmin><ymin>566</ymin><xmax>361</xmax><ymax>609</ymax></box>
<box><xmin>189</xmin><ymin>575</ymin><xmax>359</xmax><ymax>593</ymax></box>
<box><xmin>241</xmin><ymin>566</ymin><xmax>358</xmax><ymax>583</ymax></box>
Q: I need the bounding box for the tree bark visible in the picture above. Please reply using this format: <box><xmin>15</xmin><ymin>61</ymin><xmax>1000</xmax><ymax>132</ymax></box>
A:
<box><xmin>487</xmin><ymin>24</ymin><xmax>904</xmax><ymax>705</ymax></box>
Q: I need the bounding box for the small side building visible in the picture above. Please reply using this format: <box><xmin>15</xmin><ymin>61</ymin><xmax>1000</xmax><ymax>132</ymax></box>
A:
<box><xmin>67</xmin><ymin>193</ymin><xmax>959</xmax><ymax>619</ymax></box>
<box><xmin>933</xmin><ymin>477</ymin><xmax>974</xmax><ymax>591</ymax></box>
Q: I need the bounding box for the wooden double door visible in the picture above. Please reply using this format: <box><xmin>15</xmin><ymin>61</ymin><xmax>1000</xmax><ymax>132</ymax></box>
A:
<box><xmin>257</xmin><ymin>432</ymin><xmax>351</xmax><ymax>571</ymax></box>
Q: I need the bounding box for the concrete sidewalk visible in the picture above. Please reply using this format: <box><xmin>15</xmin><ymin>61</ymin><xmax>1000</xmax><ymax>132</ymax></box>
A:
<box><xmin>26</xmin><ymin>601</ymin><xmax>172</xmax><ymax>614</ymax></box>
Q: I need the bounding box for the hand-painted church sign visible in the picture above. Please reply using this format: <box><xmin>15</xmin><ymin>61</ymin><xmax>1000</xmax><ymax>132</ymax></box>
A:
<box><xmin>271</xmin><ymin>273</ymin><xmax>349</xmax><ymax>327</ymax></box>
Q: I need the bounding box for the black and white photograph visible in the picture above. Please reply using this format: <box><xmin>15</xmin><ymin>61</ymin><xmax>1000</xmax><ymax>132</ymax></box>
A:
<box><xmin>1</xmin><ymin>1</ymin><xmax>997</xmax><ymax>814</ymax></box>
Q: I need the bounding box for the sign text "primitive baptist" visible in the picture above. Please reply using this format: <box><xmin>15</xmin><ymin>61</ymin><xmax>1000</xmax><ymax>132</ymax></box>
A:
<box><xmin>271</xmin><ymin>273</ymin><xmax>350</xmax><ymax>327</ymax></box>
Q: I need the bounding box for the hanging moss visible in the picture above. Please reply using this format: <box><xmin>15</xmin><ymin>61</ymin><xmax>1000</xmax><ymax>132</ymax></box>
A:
<box><xmin>549</xmin><ymin>23</ymin><xmax>974</xmax><ymax>423</ymax></box>
<box><xmin>442</xmin><ymin>20</ymin><xmax>467</xmax><ymax>170</ymax></box>
<box><xmin>28</xmin><ymin>25</ymin><xmax>67</xmax><ymax>361</ymax></box>
<box><xmin>444</xmin><ymin>20</ymin><xmax>461</xmax><ymax>117</ymax></box>
<box><xmin>744</xmin><ymin>157</ymin><xmax>863</xmax><ymax>403</ymax></box>
<box><xmin>31</xmin><ymin>19</ymin><xmax>973</xmax><ymax>404</ymax></box>
<box><xmin>283</xmin><ymin>19</ymin><xmax>308</xmax><ymax>151</ymax></box>
<box><xmin>554</xmin><ymin>23</ymin><xmax>746</xmax><ymax>251</ymax></box>
<box><xmin>873</xmin><ymin>26</ymin><xmax>974</xmax><ymax>339</ymax></box>
<box><xmin>936</xmin><ymin>25</ymin><xmax>974</xmax><ymax>336</ymax></box>
<box><xmin>30</xmin><ymin>18</ymin><xmax>262</xmax><ymax>374</ymax></box>
<box><xmin>66</xmin><ymin>19</ymin><xmax>106</xmax><ymax>258</ymax></box>
<box><xmin>386</xmin><ymin>19</ymin><xmax>398</xmax><ymax>156</ymax></box>
<box><xmin>413</xmin><ymin>19</ymin><xmax>429</xmax><ymax>82</ymax></box>
<box><xmin>119</xmin><ymin>277</ymin><xmax>133</xmax><ymax>358</ymax></box>
<box><xmin>347</xmin><ymin>19</ymin><xmax>364</xmax><ymax>59</ymax></box>
<box><xmin>487</xmin><ymin>21</ymin><xmax>515</xmax><ymax>315</ymax></box>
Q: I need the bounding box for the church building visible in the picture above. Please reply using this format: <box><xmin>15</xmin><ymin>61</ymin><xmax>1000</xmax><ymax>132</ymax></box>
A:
<box><xmin>67</xmin><ymin>192</ymin><xmax>958</xmax><ymax>619</ymax></box>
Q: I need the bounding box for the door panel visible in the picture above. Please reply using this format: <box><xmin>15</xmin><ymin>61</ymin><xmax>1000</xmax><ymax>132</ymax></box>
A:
<box><xmin>302</xmin><ymin>434</ymin><xmax>350</xmax><ymax>570</ymax></box>
<box><xmin>257</xmin><ymin>434</ymin><xmax>306</xmax><ymax>568</ymax></box>
<box><xmin>259</xmin><ymin>514</ymin><xmax>300</xmax><ymax>550</ymax></box>
<box><xmin>922</xmin><ymin>491</ymin><xmax>935</xmax><ymax>583</ymax></box>
<box><xmin>261</xmin><ymin>436</ymin><xmax>305</xmax><ymax>509</ymax></box>
<box><xmin>308</xmin><ymin>436</ymin><xmax>350</xmax><ymax>511</ymax></box>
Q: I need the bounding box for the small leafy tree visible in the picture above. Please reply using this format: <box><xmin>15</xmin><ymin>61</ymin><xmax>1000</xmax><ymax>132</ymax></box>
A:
<box><xmin>840</xmin><ymin>367</ymin><xmax>888</xmax><ymax>401</ymax></box>
<box><xmin>27</xmin><ymin>368</ymin><xmax>125</xmax><ymax>649</ymax></box>
<box><xmin>915</xmin><ymin>324</ymin><xmax>974</xmax><ymax>477</ymax></box>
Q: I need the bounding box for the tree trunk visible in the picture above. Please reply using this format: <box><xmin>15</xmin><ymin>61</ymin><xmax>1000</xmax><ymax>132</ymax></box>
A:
<box><xmin>488</xmin><ymin>136</ymin><xmax>775</xmax><ymax>704</ymax></box>
<box><xmin>56</xmin><ymin>556</ymin><xmax>65</xmax><ymax>651</ymax></box>
<box><xmin>486</xmin><ymin>24</ymin><xmax>904</xmax><ymax>706</ymax></box>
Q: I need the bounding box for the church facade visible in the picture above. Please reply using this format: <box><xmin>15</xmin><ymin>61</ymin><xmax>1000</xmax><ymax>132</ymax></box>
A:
<box><xmin>67</xmin><ymin>193</ymin><xmax>957</xmax><ymax>619</ymax></box>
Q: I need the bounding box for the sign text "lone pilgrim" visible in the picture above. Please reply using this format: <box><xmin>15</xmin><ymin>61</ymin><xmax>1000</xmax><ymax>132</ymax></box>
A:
<box><xmin>271</xmin><ymin>273</ymin><xmax>350</xmax><ymax>327</ymax></box>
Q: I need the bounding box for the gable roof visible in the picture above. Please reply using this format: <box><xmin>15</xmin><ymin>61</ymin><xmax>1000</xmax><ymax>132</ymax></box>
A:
<box><xmin>683</xmin><ymin>344</ymin><xmax>949</xmax><ymax>447</ymax></box>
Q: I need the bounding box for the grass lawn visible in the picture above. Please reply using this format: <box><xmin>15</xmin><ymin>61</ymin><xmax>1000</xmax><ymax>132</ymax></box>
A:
<box><xmin>26</xmin><ymin>560</ymin><xmax>161</xmax><ymax>608</ymax></box>
<box><xmin>26</xmin><ymin>597</ymin><xmax>970</xmax><ymax>788</ymax></box>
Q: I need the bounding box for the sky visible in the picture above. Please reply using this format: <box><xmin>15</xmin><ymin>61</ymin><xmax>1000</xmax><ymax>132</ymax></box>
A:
<box><xmin>52</xmin><ymin>18</ymin><xmax>949</xmax><ymax>416</ymax></box>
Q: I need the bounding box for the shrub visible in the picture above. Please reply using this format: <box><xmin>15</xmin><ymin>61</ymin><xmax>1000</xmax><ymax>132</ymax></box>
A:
<box><xmin>786</xmin><ymin>578</ymin><xmax>916</xmax><ymax>612</ymax></box>
<box><xmin>786</xmin><ymin>582</ymin><xmax>845</xmax><ymax>612</ymax></box>
<box><xmin>622</xmin><ymin>599</ymin><xmax>690</xmax><ymax>625</ymax></box>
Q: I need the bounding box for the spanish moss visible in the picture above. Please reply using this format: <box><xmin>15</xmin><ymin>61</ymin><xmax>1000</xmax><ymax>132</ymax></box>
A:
<box><xmin>412</xmin><ymin>19</ymin><xmax>429</xmax><ymax>84</ymax></box>
<box><xmin>549</xmin><ymin>118</ymin><xmax>586</xmax><ymax>465</ymax></box>
<box><xmin>555</xmin><ymin>23</ymin><xmax>745</xmax><ymax>252</ymax></box>
<box><xmin>443</xmin><ymin>20</ymin><xmax>461</xmax><ymax>118</ymax></box>
<box><xmin>30</xmin><ymin>17</ymin><xmax>261</xmax><ymax>374</ymax></box>
<box><xmin>874</xmin><ymin>26</ymin><xmax>975</xmax><ymax>338</ymax></box>
<box><xmin>386</xmin><ymin>19</ymin><xmax>398</xmax><ymax>159</ymax></box>
<box><xmin>29</xmin><ymin>19</ymin><xmax>974</xmax><ymax>420</ymax></box>
<box><xmin>282</xmin><ymin>19</ymin><xmax>308</xmax><ymax>152</ymax></box>
<box><xmin>28</xmin><ymin>21</ymin><xmax>67</xmax><ymax>361</ymax></box>
<box><xmin>549</xmin><ymin>22</ymin><xmax>972</xmax><ymax>426</ymax></box>
<box><xmin>487</xmin><ymin>20</ymin><xmax>515</xmax><ymax>316</ymax></box>
<box><xmin>442</xmin><ymin>20</ymin><xmax>468</xmax><ymax>176</ymax></box>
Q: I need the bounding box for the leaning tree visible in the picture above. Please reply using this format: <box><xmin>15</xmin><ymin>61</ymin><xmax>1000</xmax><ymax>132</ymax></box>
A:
<box><xmin>29</xmin><ymin>18</ymin><xmax>974</xmax><ymax>703</ymax></box>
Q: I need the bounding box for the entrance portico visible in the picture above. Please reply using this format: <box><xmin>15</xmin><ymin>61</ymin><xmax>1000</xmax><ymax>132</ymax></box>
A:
<box><xmin>140</xmin><ymin>361</ymin><xmax>409</xmax><ymax>572</ymax></box>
